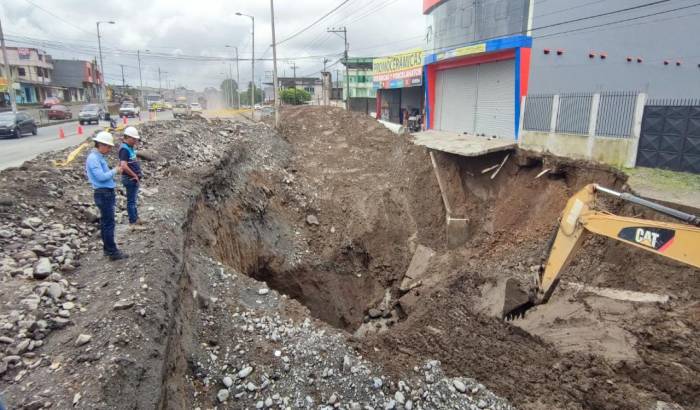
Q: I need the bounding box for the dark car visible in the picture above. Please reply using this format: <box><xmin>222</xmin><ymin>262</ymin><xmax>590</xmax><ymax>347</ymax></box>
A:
<box><xmin>79</xmin><ymin>104</ymin><xmax>104</xmax><ymax>125</ymax></box>
<box><xmin>47</xmin><ymin>105</ymin><xmax>72</xmax><ymax>120</ymax></box>
<box><xmin>0</xmin><ymin>111</ymin><xmax>38</xmax><ymax>139</ymax></box>
<box><xmin>42</xmin><ymin>96</ymin><xmax>61</xmax><ymax>108</ymax></box>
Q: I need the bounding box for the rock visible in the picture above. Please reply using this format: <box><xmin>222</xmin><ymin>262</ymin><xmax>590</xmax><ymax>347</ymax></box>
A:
<box><xmin>75</xmin><ymin>334</ymin><xmax>92</xmax><ymax>346</ymax></box>
<box><xmin>264</xmin><ymin>397</ymin><xmax>273</xmax><ymax>407</ymax></box>
<box><xmin>453</xmin><ymin>379</ymin><xmax>467</xmax><ymax>393</ymax></box>
<box><xmin>385</xmin><ymin>399</ymin><xmax>396</xmax><ymax>410</ymax></box>
<box><xmin>245</xmin><ymin>382</ymin><xmax>257</xmax><ymax>392</ymax></box>
<box><xmin>0</xmin><ymin>229</ymin><xmax>12</xmax><ymax>239</ymax></box>
<box><xmin>73</xmin><ymin>392</ymin><xmax>81</xmax><ymax>406</ymax></box>
<box><xmin>33</xmin><ymin>258</ymin><xmax>52</xmax><ymax>280</ymax></box>
<box><xmin>405</xmin><ymin>400</ymin><xmax>413</xmax><ymax>410</ymax></box>
<box><xmin>258</xmin><ymin>288</ymin><xmax>269</xmax><ymax>295</ymax></box>
<box><xmin>22</xmin><ymin>217</ymin><xmax>43</xmax><ymax>229</ymax></box>
<box><xmin>0</xmin><ymin>336</ymin><xmax>14</xmax><ymax>344</ymax></box>
<box><xmin>368</xmin><ymin>308</ymin><xmax>382</xmax><ymax>319</ymax></box>
<box><xmin>16</xmin><ymin>338</ymin><xmax>30</xmax><ymax>354</ymax></box>
<box><xmin>113</xmin><ymin>300</ymin><xmax>135</xmax><ymax>310</ymax></box>
<box><xmin>238</xmin><ymin>366</ymin><xmax>254</xmax><ymax>379</ymax></box>
<box><xmin>217</xmin><ymin>389</ymin><xmax>229</xmax><ymax>402</ymax></box>
<box><xmin>395</xmin><ymin>391</ymin><xmax>405</xmax><ymax>404</ymax></box>
<box><xmin>305</xmin><ymin>215</ymin><xmax>320</xmax><ymax>225</ymax></box>
<box><xmin>46</xmin><ymin>282</ymin><xmax>63</xmax><ymax>300</ymax></box>
<box><xmin>223</xmin><ymin>376</ymin><xmax>233</xmax><ymax>387</ymax></box>
<box><xmin>372</xmin><ymin>377</ymin><xmax>383</xmax><ymax>389</ymax></box>
<box><xmin>256</xmin><ymin>401</ymin><xmax>264</xmax><ymax>409</ymax></box>
<box><xmin>62</xmin><ymin>302</ymin><xmax>75</xmax><ymax>310</ymax></box>
<box><xmin>328</xmin><ymin>393</ymin><xmax>338</xmax><ymax>404</ymax></box>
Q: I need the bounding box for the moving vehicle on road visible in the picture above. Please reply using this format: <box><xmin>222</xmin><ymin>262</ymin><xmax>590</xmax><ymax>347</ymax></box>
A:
<box><xmin>79</xmin><ymin>104</ymin><xmax>104</xmax><ymax>125</ymax></box>
<box><xmin>47</xmin><ymin>105</ymin><xmax>72</xmax><ymax>120</ymax></box>
<box><xmin>119</xmin><ymin>102</ymin><xmax>140</xmax><ymax>118</ymax></box>
<box><xmin>42</xmin><ymin>96</ymin><xmax>61</xmax><ymax>108</ymax></box>
<box><xmin>0</xmin><ymin>111</ymin><xmax>38</xmax><ymax>139</ymax></box>
<box><xmin>164</xmin><ymin>101</ymin><xmax>173</xmax><ymax>110</ymax></box>
<box><xmin>145</xmin><ymin>94</ymin><xmax>165</xmax><ymax>111</ymax></box>
<box><xmin>189</xmin><ymin>102</ymin><xmax>203</xmax><ymax>116</ymax></box>
<box><xmin>173</xmin><ymin>103</ymin><xmax>191</xmax><ymax>119</ymax></box>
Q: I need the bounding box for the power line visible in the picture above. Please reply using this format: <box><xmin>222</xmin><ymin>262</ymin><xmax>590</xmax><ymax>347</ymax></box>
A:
<box><xmin>23</xmin><ymin>0</ymin><xmax>93</xmax><ymax>35</ymax></box>
<box><xmin>277</xmin><ymin>0</ymin><xmax>353</xmax><ymax>46</ymax></box>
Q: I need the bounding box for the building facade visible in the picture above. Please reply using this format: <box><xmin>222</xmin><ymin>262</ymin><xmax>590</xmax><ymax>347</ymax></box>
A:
<box><xmin>373</xmin><ymin>49</ymin><xmax>424</xmax><ymax>125</ymax></box>
<box><xmin>51</xmin><ymin>59</ymin><xmax>102</xmax><ymax>103</ymax></box>
<box><xmin>423</xmin><ymin>0</ymin><xmax>532</xmax><ymax>140</ymax></box>
<box><xmin>343</xmin><ymin>58</ymin><xmax>376</xmax><ymax>114</ymax></box>
<box><xmin>275</xmin><ymin>77</ymin><xmax>324</xmax><ymax>104</ymax></box>
<box><xmin>0</xmin><ymin>47</ymin><xmax>57</xmax><ymax>105</ymax></box>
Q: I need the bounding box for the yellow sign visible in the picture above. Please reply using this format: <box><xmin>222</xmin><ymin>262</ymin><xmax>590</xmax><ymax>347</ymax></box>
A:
<box><xmin>373</xmin><ymin>49</ymin><xmax>424</xmax><ymax>76</ymax></box>
<box><xmin>0</xmin><ymin>77</ymin><xmax>7</xmax><ymax>92</ymax></box>
<box><xmin>436</xmin><ymin>43</ymin><xmax>486</xmax><ymax>61</ymax></box>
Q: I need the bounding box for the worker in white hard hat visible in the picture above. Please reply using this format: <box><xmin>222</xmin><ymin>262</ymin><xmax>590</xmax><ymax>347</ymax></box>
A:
<box><xmin>85</xmin><ymin>131</ymin><xmax>128</xmax><ymax>261</ymax></box>
<box><xmin>119</xmin><ymin>126</ymin><xmax>144</xmax><ymax>227</ymax></box>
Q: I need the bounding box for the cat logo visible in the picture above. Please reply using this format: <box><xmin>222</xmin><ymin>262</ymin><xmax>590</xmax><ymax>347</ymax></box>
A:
<box><xmin>618</xmin><ymin>227</ymin><xmax>675</xmax><ymax>252</ymax></box>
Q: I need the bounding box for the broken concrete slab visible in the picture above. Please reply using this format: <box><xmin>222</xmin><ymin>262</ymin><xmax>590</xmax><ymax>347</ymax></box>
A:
<box><xmin>412</xmin><ymin>130</ymin><xmax>516</xmax><ymax>158</ymax></box>
<box><xmin>446</xmin><ymin>216</ymin><xmax>470</xmax><ymax>250</ymax></box>
<box><xmin>400</xmin><ymin>245</ymin><xmax>436</xmax><ymax>292</ymax></box>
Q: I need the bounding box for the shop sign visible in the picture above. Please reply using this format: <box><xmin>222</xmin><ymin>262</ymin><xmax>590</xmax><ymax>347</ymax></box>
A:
<box><xmin>372</xmin><ymin>49</ymin><xmax>424</xmax><ymax>89</ymax></box>
<box><xmin>18</xmin><ymin>48</ymin><xmax>31</xmax><ymax>60</ymax></box>
<box><xmin>435</xmin><ymin>43</ymin><xmax>486</xmax><ymax>62</ymax></box>
<box><xmin>423</xmin><ymin>0</ymin><xmax>447</xmax><ymax>13</ymax></box>
<box><xmin>0</xmin><ymin>77</ymin><xmax>7</xmax><ymax>92</ymax></box>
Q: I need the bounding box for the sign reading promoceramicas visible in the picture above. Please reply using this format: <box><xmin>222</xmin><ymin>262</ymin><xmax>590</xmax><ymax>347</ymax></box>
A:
<box><xmin>373</xmin><ymin>49</ymin><xmax>424</xmax><ymax>89</ymax></box>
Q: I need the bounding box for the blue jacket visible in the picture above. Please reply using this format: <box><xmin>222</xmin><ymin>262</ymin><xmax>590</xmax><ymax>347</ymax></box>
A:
<box><xmin>86</xmin><ymin>149</ymin><xmax>116</xmax><ymax>189</ymax></box>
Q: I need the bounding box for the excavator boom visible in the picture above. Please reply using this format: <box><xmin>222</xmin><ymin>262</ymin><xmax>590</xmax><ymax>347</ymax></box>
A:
<box><xmin>503</xmin><ymin>184</ymin><xmax>700</xmax><ymax>320</ymax></box>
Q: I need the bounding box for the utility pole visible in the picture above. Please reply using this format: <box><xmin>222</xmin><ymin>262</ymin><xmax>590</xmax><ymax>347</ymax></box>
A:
<box><xmin>158</xmin><ymin>67</ymin><xmax>162</xmax><ymax>95</ymax></box>
<box><xmin>328</xmin><ymin>26</ymin><xmax>349</xmax><ymax>109</ymax></box>
<box><xmin>0</xmin><ymin>17</ymin><xmax>17</xmax><ymax>114</ymax></box>
<box><xmin>96</xmin><ymin>21</ymin><xmax>115</xmax><ymax>105</ymax></box>
<box><xmin>137</xmin><ymin>50</ymin><xmax>143</xmax><ymax>91</ymax></box>
<box><xmin>290</xmin><ymin>61</ymin><xmax>297</xmax><ymax>82</ymax></box>
<box><xmin>237</xmin><ymin>12</ymin><xmax>255</xmax><ymax>108</ymax></box>
<box><xmin>322</xmin><ymin>58</ymin><xmax>329</xmax><ymax>106</ymax></box>
<box><xmin>235</xmin><ymin>47</ymin><xmax>240</xmax><ymax>108</ymax></box>
<box><xmin>270</xmin><ymin>0</ymin><xmax>279</xmax><ymax>127</ymax></box>
<box><xmin>120</xmin><ymin>64</ymin><xmax>125</xmax><ymax>87</ymax></box>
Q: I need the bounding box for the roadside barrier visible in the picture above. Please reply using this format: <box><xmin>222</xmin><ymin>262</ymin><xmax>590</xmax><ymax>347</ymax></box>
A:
<box><xmin>59</xmin><ymin>127</ymin><xmax>65</xmax><ymax>139</ymax></box>
<box><xmin>77</xmin><ymin>125</ymin><xmax>84</xmax><ymax>135</ymax></box>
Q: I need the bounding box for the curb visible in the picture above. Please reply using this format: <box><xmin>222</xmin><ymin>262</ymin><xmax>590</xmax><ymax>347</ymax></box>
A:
<box><xmin>38</xmin><ymin>119</ymin><xmax>76</xmax><ymax>128</ymax></box>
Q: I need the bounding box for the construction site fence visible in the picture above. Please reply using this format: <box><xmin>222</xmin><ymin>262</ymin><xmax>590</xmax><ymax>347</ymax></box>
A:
<box><xmin>523</xmin><ymin>91</ymin><xmax>640</xmax><ymax>139</ymax></box>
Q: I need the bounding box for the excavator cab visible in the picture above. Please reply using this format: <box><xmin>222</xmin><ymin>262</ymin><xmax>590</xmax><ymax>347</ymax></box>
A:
<box><xmin>502</xmin><ymin>184</ymin><xmax>700</xmax><ymax>320</ymax></box>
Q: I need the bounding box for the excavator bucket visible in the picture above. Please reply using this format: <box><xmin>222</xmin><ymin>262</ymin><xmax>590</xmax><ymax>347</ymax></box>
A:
<box><xmin>502</xmin><ymin>278</ymin><xmax>534</xmax><ymax>320</ymax></box>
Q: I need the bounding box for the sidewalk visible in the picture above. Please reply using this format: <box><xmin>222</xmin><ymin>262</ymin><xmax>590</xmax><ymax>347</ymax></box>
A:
<box><xmin>626</xmin><ymin>167</ymin><xmax>700</xmax><ymax>210</ymax></box>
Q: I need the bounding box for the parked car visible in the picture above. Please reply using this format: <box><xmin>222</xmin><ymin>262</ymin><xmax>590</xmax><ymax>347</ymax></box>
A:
<box><xmin>164</xmin><ymin>102</ymin><xmax>173</xmax><ymax>110</ymax></box>
<box><xmin>42</xmin><ymin>96</ymin><xmax>61</xmax><ymax>108</ymax></box>
<box><xmin>119</xmin><ymin>102</ymin><xmax>140</xmax><ymax>118</ymax></box>
<box><xmin>79</xmin><ymin>104</ymin><xmax>104</xmax><ymax>125</ymax></box>
<box><xmin>189</xmin><ymin>102</ymin><xmax>203</xmax><ymax>115</ymax></box>
<box><xmin>47</xmin><ymin>105</ymin><xmax>73</xmax><ymax>120</ymax></box>
<box><xmin>173</xmin><ymin>103</ymin><xmax>191</xmax><ymax>119</ymax></box>
<box><xmin>0</xmin><ymin>111</ymin><xmax>37</xmax><ymax>138</ymax></box>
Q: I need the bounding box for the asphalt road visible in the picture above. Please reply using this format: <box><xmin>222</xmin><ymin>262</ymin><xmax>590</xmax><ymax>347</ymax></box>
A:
<box><xmin>0</xmin><ymin>111</ymin><xmax>173</xmax><ymax>170</ymax></box>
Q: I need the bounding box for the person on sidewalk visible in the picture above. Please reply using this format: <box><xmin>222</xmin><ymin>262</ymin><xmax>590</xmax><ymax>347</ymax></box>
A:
<box><xmin>119</xmin><ymin>126</ymin><xmax>144</xmax><ymax>227</ymax></box>
<box><xmin>86</xmin><ymin>131</ymin><xmax>128</xmax><ymax>261</ymax></box>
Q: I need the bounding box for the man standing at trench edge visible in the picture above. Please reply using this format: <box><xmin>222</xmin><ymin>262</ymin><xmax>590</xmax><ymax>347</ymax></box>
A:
<box><xmin>86</xmin><ymin>131</ymin><xmax>128</xmax><ymax>261</ymax></box>
<box><xmin>119</xmin><ymin>126</ymin><xmax>144</xmax><ymax>227</ymax></box>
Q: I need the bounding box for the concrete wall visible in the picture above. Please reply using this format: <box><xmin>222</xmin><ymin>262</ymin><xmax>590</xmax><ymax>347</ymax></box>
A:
<box><xmin>520</xmin><ymin>131</ymin><xmax>634</xmax><ymax>167</ymax></box>
<box><xmin>529</xmin><ymin>0</ymin><xmax>700</xmax><ymax>98</ymax></box>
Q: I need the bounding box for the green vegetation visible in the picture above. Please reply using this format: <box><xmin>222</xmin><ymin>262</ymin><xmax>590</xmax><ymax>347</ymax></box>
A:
<box><xmin>280</xmin><ymin>88</ymin><xmax>311</xmax><ymax>105</ymax></box>
<box><xmin>625</xmin><ymin>167</ymin><xmax>700</xmax><ymax>193</ymax></box>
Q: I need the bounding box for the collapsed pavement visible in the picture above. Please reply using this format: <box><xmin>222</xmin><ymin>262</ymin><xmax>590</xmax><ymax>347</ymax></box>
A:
<box><xmin>0</xmin><ymin>108</ymin><xmax>698</xmax><ymax>410</ymax></box>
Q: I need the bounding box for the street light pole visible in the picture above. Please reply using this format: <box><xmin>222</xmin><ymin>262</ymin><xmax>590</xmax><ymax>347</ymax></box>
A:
<box><xmin>0</xmin><ymin>17</ymin><xmax>17</xmax><ymax>114</ymax></box>
<box><xmin>96</xmin><ymin>20</ymin><xmax>115</xmax><ymax>106</ymax></box>
<box><xmin>270</xmin><ymin>0</ymin><xmax>279</xmax><ymax>127</ymax></box>
<box><xmin>236</xmin><ymin>12</ymin><xmax>255</xmax><ymax>108</ymax></box>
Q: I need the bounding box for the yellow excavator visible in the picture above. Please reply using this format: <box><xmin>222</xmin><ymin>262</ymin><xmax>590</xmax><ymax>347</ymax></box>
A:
<box><xmin>503</xmin><ymin>183</ymin><xmax>700</xmax><ymax>320</ymax></box>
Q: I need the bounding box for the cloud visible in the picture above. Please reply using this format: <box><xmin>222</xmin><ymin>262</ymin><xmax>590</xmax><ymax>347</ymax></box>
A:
<box><xmin>1</xmin><ymin>0</ymin><xmax>425</xmax><ymax>90</ymax></box>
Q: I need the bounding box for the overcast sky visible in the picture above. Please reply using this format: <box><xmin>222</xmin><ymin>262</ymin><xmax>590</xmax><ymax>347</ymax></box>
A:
<box><xmin>1</xmin><ymin>0</ymin><xmax>426</xmax><ymax>91</ymax></box>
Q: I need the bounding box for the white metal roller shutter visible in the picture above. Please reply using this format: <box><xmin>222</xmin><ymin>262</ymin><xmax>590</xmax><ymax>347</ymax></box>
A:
<box><xmin>435</xmin><ymin>66</ymin><xmax>478</xmax><ymax>134</ymax></box>
<box><xmin>474</xmin><ymin>59</ymin><xmax>515</xmax><ymax>139</ymax></box>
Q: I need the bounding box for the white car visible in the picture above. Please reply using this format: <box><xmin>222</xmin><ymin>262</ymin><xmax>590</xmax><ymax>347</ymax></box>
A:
<box><xmin>189</xmin><ymin>103</ymin><xmax>203</xmax><ymax>115</ymax></box>
<box><xmin>119</xmin><ymin>102</ymin><xmax>141</xmax><ymax>118</ymax></box>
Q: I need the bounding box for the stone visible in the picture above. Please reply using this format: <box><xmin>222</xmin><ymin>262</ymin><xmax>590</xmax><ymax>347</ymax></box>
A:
<box><xmin>62</xmin><ymin>302</ymin><xmax>75</xmax><ymax>310</ymax></box>
<box><xmin>113</xmin><ymin>300</ymin><xmax>135</xmax><ymax>310</ymax></box>
<box><xmin>46</xmin><ymin>282</ymin><xmax>63</xmax><ymax>300</ymax></box>
<box><xmin>255</xmin><ymin>401</ymin><xmax>264</xmax><ymax>409</ymax></box>
<box><xmin>400</xmin><ymin>245</ymin><xmax>436</xmax><ymax>291</ymax></box>
<box><xmin>385</xmin><ymin>399</ymin><xmax>396</xmax><ymax>410</ymax></box>
<box><xmin>22</xmin><ymin>217</ymin><xmax>43</xmax><ymax>229</ymax></box>
<box><xmin>0</xmin><ymin>336</ymin><xmax>13</xmax><ymax>344</ymax></box>
<box><xmin>328</xmin><ymin>393</ymin><xmax>338</xmax><ymax>404</ymax></box>
<box><xmin>264</xmin><ymin>397</ymin><xmax>273</xmax><ymax>407</ymax></box>
<box><xmin>217</xmin><ymin>389</ymin><xmax>229</xmax><ymax>403</ymax></box>
<box><xmin>0</xmin><ymin>229</ymin><xmax>12</xmax><ymax>239</ymax></box>
<box><xmin>305</xmin><ymin>215</ymin><xmax>320</xmax><ymax>225</ymax></box>
<box><xmin>453</xmin><ymin>379</ymin><xmax>467</xmax><ymax>393</ymax></box>
<box><xmin>258</xmin><ymin>288</ymin><xmax>269</xmax><ymax>295</ymax></box>
<box><xmin>405</xmin><ymin>400</ymin><xmax>413</xmax><ymax>410</ymax></box>
<box><xmin>368</xmin><ymin>308</ymin><xmax>382</xmax><ymax>319</ymax></box>
<box><xmin>395</xmin><ymin>391</ymin><xmax>405</xmax><ymax>404</ymax></box>
<box><xmin>372</xmin><ymin>377</ymin><xmax>383</xmax><ymax>389</ymax></box>
<box><xmin>238</xmin><ymin>366</ymin><xmax>254</xmax><ymax>379</ymax></box>
<box><xmin>223</xmin><ymin>376</ymin><xmax>233</xmax><ymax>387</ymax></box>
<box><xmin>33</xmin><ymin>258</ymin><xmax>52</xmax><ymax>280</ymax></box>
<box><xmin>245</xmin><ymin>382</ymin><xmax>257</xmax><ymax>391</ymax></box>
<box><xmin>75</xmin><ymin>334</ymin><xmax>92</xmax><ymax>346</ymax></box>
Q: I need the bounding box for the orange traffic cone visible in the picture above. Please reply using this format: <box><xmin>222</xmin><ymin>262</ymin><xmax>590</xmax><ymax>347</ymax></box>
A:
<box><xmin>59</xmin><ymin>127</ymin><xmax>65</xmax><ymax>139</ymax></box>
<box><xmin>77</xmin><ymin>125</ymin><xmax>83</xmax><ymax>135</ymax></box>
<box><xmin>123</xmin><ymin>116</ymin><xmax>128</xmax><ymax>125</ymax></box>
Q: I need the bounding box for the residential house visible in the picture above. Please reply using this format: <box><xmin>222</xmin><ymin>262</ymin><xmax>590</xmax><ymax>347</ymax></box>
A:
<box><xmin>51</xmin><ymin>59</ymin><xmax>102</xmax><ymax>103</ymax></box>
<box><xmin>0</xmin><ymin>47</ymin><xmax>58</xmax><ymax>105</ymax></box>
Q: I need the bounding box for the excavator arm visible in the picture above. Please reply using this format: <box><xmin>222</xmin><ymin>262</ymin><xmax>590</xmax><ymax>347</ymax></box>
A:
<box><xmin>503</xmin><ymin>184</ymin><xmax>700</xmax><ymax>320</ymax></box>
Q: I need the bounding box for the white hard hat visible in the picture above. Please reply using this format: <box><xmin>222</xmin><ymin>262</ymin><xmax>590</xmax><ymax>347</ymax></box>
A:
<box><xmin>93</xmin><ymin>131</ymin><xmax>115</xmax><ymax>146</ymax></box>
<box><xmin>123</xmin><ymin>126</ymin><xmax>140</xmax><ymax>139</ymax></box>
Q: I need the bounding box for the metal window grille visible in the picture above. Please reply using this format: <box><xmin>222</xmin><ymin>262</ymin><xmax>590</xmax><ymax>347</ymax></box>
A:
<box><xmin>595</xmin><ymin>91</ymin><xmax>637</xmax><ymax>138</ymax></box>
<box><xmin>556</xmin><ymin>92</ymin><xmax>593</xmax><ymax>135</ymax></box>
<box><xmin>647</xmin><ymin>98</ymin><xmax>700</xmax><ymax>107</ymax></box>
<box><xmin>523</xmin><ymin>94</ymin><xmax>553</xmax><ymax>131</ymax></box>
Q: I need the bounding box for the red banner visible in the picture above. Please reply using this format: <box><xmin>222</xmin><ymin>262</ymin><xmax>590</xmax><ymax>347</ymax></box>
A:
<box><xmin>423</xmin><ymin>0</ymin><xmax>446</xmax><ymax>14</ymax></box>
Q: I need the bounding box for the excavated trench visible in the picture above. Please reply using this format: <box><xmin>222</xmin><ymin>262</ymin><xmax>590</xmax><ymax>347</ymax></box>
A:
<box><xmin>167</xmin><ymin>106</ymin><xmax>699</xmax><ymax>409</ymax></box>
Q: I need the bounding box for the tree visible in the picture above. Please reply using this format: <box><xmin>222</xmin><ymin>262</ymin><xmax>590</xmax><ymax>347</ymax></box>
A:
<box><xmin>219</xmin><ymin>79</ymin><xmax>239</xmax><ymax>108</ymax></box>
<box><xmin>280</xmin><ymin>88</ymin><xmax>311</xmax><ymax>105</ymax></box>
<box><xmin>240</xmin><ymin>82</ymin><xmax>264</xmax><ymax>106</ymax></box>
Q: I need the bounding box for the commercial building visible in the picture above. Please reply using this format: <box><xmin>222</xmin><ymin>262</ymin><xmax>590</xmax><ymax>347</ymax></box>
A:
<box><xmin>51</xmin><ymin>59</ymin><xmax>102</xmax><ymax>103</ymax></box>
<box><xmin>343</xmin><ymin>58</ymin><xmax>376</xmax><ymax>114</ymax></box>
<box><xmin>423</xmin><ymin>0</ymin><xmax>532</xmax><ymax>140</ymax></box>
<box><xmin>275</xmin><ymin>77</ymin><xmax>324</xmax><ymax>104</ymax></box>
<box><xmin>373</xmin><ymin>49</ymin><xmax>424</xmax><ymax>125</ymax></box>
<box><xmin>0</xmin><ymin>47</ymin><xmax>57</xmax><ymax>105</ymax></box>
